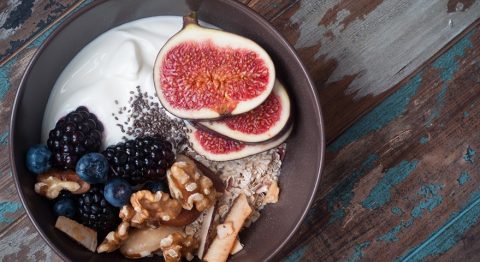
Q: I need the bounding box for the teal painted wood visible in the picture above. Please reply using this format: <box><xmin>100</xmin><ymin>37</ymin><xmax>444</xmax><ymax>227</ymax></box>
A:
<box><xmin>280</xmin><ymin>23</ymin><xmax>480</xmax><ymax>261</ymax></box>
<box><xmin>2</xmin><ymin>0</ymin><xmax>480</xmax><ymax>261</ymax></box>
<box><xmin>270</xmin><ymin>0</ymin><xmax>480</xmax><ymax>142</ymax></box>
<box><xmin>0</xmin><ymin>0</ymin><xmax>82</xmax><ymax>64</ymax></box>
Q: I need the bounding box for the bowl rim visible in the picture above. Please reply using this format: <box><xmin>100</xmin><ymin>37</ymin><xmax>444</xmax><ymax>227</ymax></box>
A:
<box><xmin>9</xmin><ymin>0</ymin><xmax>325</xmax><ymax>260</ymax></box>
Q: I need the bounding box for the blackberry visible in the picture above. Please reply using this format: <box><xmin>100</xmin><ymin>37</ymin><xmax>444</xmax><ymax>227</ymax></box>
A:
<box><xmin>103</xmin><ymin>136</ymin><xmax>175</xmax><ymax>185</ymax></box>
<box><xmin>77</xmin><ymin>185</ymin><xmax>119</xmax><ymax>235</ymax></box>
<box><xmin>47</xmin><ymin>106</ymin><xmax>104</xmax><ymax>169</ymax></box>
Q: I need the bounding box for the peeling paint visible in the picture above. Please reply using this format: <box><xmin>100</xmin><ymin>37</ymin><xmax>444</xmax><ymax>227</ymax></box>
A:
<box><xmin>329</xmin><ymin>74</ymin><xmax>422</xmax><ymax>152</ymax></box>
<box><xmin>1</xmin><ymin>0</ymin><xmax>35</xmax><ymax>30</ymax></box>
<box><xmin>425</xmin><ymin>30</ymin><xmax>474</xmax><ymax>126</ymax></box>
<box><xmin>0</xmin><ymin>57</ymin><xmax>17</xmax><ymax>101</ymax></box>
<box><xmin>378</xmin><ymin>219</ymin><xmax>413</xmax><ymax>243</ymax></box>
<box><xmin>433</xmin><ymin>30</ymin><xmax>474</xmax><ymax>82</ymax></box>
<box><xmin>30</xmin><ymin>23</ymin><xmax>60</xmax><ymax>48</ymax></box>
<box><xmin>397</xmin><ymin>190</ymin><xmax>480</xmax><ymax>261</ymax></box>
<box><xmin>0</xmin><ymin>225</ymin><xmax>54</xmax><ymax>261</ymax></box>
<box><xmin>419</xmin><ymin>135</ymin><xmax>430</xmax><ymax>144</ymax></box>
<box><xmin>284</xmin><ymin>244</ymin><xmax>308</xmax><ymax>262</ymax></box>
<box><xmin>457</xmin><ymin>171</ymin><xmax>471</xmax><ymax>185</ymax></box>
<box><xmin>0</xmin><ymin>201</ymin><xmax>22</xmax><ymax>223</ymax></box>
<box><xmin>378</xmin><ymin>184</ymin><xmax>443</xmax><ymax>243</ymax></box>
<box><xmin>411</xmin><ymin>184</ymin><xmax>444</xmax><ymax>218</ymax></box>
<box><xmin>344</xmin><ymin>241</ymin><xmax>370</xmax><ymax>262</ymax></box>
<box><xmin>391</xmin><ymin>207</ymin><xmax>404</xmax><ymax>216</ymax></box>
<box><xmin>425</xmin><ymin>85</ymin><xmax>448</xmax><ymax>127</ymax></box>
<box><xmin>362</xmin><ymin>160</ymin><xmax>420</xmax><ymax>210</ymax></box>
<box><xmin>326</xmin><ymin>154</ymin><xmax>379</xmax><ymax>223</ymax></box>
<box><xmin>464</xmin><ymin>146</ymin><xmax>476</xmax><ymax>163</ymax></box>
<box><xmin>448</xmin><ymin>0</ymin><xmax>476</xmax><ymax>12</ymax></box>
<box><xmin>0</xmin><ymin>131</ymin><xmax>8</xmax><ymax>145</ymax></box>
<box><xmin>289</xmin><ymin>0</ymin><xmax>480</xmax><ymax>98</ymax></box>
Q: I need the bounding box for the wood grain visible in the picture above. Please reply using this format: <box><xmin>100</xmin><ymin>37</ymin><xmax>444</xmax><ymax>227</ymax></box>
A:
<box><xmin>280</xmin><ymin>21</ymin><xmax>480</xmax><ymax>261</ymax></box>
<box><xmin>1</xmin><ymin>0</ymin><xmax>480</xmax><ymax>261</ymax></box>
<box><xmin>0</xmin><ymin>215</ymin><xmax>62</xmax><ymax>261</ymax></box>
<box><xmin>0</xmin><ymin>0</ymin><xmax>82</xmax><ymax>65</ymax></box>
<box><xmin>269</xmin><ymin>0</ymin><xmax>480</xmax><ymax>142</ymax></box>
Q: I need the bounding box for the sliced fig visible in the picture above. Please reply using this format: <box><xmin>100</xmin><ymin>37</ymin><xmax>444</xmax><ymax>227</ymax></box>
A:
<box><xmin>153</xmin><ymin>12</ymin><xmax>275</xmax><ymax>119</ymax></box>
<box><xmin>187</xmin><ymin>123</ymin><xmax>292</xmax><ymax>161</ymax></box>
<box><xmin>198</xmin><ymin>79</ymin><xmax>291</xmax><ymax>143</ymax></box>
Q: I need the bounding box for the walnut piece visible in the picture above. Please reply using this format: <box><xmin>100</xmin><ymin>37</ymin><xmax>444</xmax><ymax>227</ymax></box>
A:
<box><xmin>97</xmin><ymin>221</ymin><xmax>130</xmax><ymax>253</ymax></box>
<box><xmin>160</xmin><ymin>232</ymin><xmax>198</xmax><ymax>262</ymax></box>
<box><xmin>34</xmin><ymin>170</ymin><xmax>90</xmax><ymax>199</ymax></box>
<box><xmin>129</xmin><ymin>190</ymin><xmax>182</xmax><ymax>227</ymax></box>
<box><xmin>168</xmin><ymin>155</ymin><xmax>216</xmax><ymax>212</ymax></box>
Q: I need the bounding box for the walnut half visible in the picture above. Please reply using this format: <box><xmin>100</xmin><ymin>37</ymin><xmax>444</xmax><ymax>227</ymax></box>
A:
<box><xmin>129</xmin><ymin>190</ymin><xmax>183</xmax><ymax>227</ymax></box>
<box><xmin>167</xmin><ymin>155</ymin><xmax>216</xmax><ymax>212</ymax></box>
<box><xmin>160</xmin><ymin>232</ymin><xmax>198</xmax><ymax>262</ymax></box>
<box><xmin>34</xmin><ymin>169</ymin><xmax>90</xmax><ymax>199</ymax></box>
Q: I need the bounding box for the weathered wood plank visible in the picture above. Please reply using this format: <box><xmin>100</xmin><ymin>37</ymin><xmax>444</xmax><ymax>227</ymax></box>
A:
<box><xmin>279</xmin><ymin>22</ymin><xmax>480</xmax><ymax>261</ymax></box>
<box><xmin>269</xmin><ymin>0</ymin><xmax>480</xmax><ymax>142</ymax></box>
<box><xmin>0</xmin><ymin>0</ymin><xmax>82</xmax><ymax>65</ymax></box>
<box><xmin>2</xmin><ymin>0</ymin><xmax>480</xmax><ymax>261</ymax></box>
<box><xmin>0</xmin><ymin>215</ymin><xmax>62</xmax><ymax>261</ymax></box>
<box><xmin>0</xmin><ymin>180</ymin><xmax>24</xmax><ymax>232</ymax></box>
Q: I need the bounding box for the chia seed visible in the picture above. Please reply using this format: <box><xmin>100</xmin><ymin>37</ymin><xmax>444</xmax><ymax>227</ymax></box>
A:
<box><xmin>114</xmin><ymin>86</ymin><xmax>188</xmax><ymax>149</ymax></box>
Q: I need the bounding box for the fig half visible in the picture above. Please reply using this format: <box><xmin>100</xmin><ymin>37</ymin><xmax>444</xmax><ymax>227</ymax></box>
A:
<box><xmin>187</xmin><ymin>123</ymin><xmax>292</xmax><ymax>161</ymax></box>
<box><xmin>153</xmin><ymin>12</ymin><xmax>275</xmax><ymax>119</ymax></box>
<box><xmin>197</xmin><ymin>79</ymin><xmax>291</xmax><ymax>143</ymax></box>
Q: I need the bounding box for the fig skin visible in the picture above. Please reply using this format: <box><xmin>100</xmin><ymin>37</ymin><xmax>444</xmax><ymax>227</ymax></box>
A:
<box><xmin>153</xmin><ymin>12</ymin><xmax>276</xmax><ymax>120</ymax></box>
<box><xmin>193</xmin><ymin>118</ymin><xmax>293</xmax><ymax>145</ymax></box>
<box><xmin>195</xmin><ymin>80</ymin><xmax>292</xmax><ymax>143</ymax></box>
<box><xmin>187</xmin><ymin>123</ymin><xmax>293</xmax><ymax>162</ymax></box>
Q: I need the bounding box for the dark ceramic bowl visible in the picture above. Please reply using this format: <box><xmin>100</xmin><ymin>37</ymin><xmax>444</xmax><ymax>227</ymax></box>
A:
<box><xmin>10</xmin><ymin>0</ymin><xmax>325</xmax><ymax>261</ymax></box>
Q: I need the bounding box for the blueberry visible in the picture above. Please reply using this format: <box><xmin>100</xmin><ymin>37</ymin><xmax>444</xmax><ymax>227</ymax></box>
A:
<box><xmin>26</xmin><ymin>144</ymin><xmax>52</xmax><ymax>174</ymax></box>
<box><xmin>53</xmin><ymin>198</ymin><xmax>76</xmax><ymax>218</ymax></box>
<box><xmin>104</xmin><ymin>178</ymin><xmax>132</xmax><ymax>207</ymax></box>
<box><xmin>144</xmin><ymin>180</ymin><xmax>169</xmax><ymax>193</ymax></box>
<box><xmin>76</xmin><ymin>153</ymin><xmax>109</xmax><ymax>184</ymax></box>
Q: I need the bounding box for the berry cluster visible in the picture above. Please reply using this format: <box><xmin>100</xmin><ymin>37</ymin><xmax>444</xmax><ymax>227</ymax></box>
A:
<box><xmin>27</xmin><ymin>107</ymin><xmax>173</xmax><ymax>236</ymax></box>
<box><xmin>103</xmin><ymin>136</ymin><xmax>175</xmax><ymax>184</ymax></box>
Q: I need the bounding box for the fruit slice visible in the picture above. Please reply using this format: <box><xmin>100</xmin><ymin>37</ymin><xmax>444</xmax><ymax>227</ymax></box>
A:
<box><xmin>153</xmin><ymin>12</ymin><xmax>275</xmax><ymax>119</ymax></box>
<box><xmin>198</xmin><ymin>80</ymin><xmax>291</xmax><ymax>143</ymax></box>
<box><xmin>187</xmin><ymin>123</ymin><xmax>292</xmax><ymax>161</ymax></box>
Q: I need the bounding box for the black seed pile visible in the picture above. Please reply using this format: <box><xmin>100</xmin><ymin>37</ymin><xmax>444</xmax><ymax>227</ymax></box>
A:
<box><xmin>112</xmin><ymin>86</ymin><xmax>189</xmax><ymax>149</ymax></box>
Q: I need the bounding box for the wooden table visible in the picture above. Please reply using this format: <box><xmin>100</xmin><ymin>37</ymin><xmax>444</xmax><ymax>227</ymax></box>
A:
<box><xmin>1</xmin><ymin>0</ymin><xmax>480</xmax><ymax>261</ymax></box>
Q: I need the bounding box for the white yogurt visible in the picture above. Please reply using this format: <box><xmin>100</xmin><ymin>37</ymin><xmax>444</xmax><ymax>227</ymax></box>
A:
<box><xmin>42</xmin><ymin>16</ymin><xmax>206</xmax><ymax>148</ymax></box>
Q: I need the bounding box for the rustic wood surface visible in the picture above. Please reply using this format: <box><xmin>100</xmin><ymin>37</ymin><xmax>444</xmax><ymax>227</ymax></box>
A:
<box><xmin>1</xmin><ymin>0</ymin><xmax>480</xmax><ymax>261</ymax></box>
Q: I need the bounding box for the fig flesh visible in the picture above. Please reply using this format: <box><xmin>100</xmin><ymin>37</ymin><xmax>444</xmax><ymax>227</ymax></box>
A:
<box><xmin>198</xmin><ymin>79</ymin><xmax>291</xmax><ymax>143</ymax></box>
<box><xmin>187</xmin><ymin>123</ymin><xmax>292</xmax><ymax>161</ymax></box>
<box><xmin>153</xmin><ymin>13</ymin><xmax>275</xmax><ymax>119</ymax></box>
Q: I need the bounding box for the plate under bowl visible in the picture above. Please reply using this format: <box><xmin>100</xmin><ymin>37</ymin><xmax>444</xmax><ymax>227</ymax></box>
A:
<box><xmin>9</xmin><ymin>0</ymin><xmax>325</xmax><ymax>261</ymax></box>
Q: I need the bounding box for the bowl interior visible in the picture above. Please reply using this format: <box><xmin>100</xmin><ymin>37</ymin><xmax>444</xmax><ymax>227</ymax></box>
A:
<box><xmin>11</xmin><ymin>0</ymin><xmax>324</xmax><ymax>261</ymax></box>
